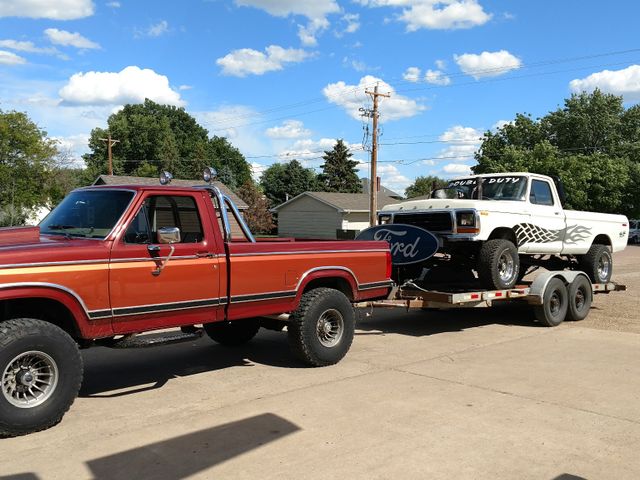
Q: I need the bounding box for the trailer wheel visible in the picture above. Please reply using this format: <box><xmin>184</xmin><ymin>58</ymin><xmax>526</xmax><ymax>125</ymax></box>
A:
<box><xmin>288</xmin><ymin>288</ymin><xmax>355</xmax><ymax>367</ymax></box>
<box><xmin>204</xmin><ymin>318</ymin><xmax>260</xmax><ymax>346</ymax></box>
<box><xmin>477</xmin><ymin>239</ymin><xmax>520</xmax><ymax>290</ymax></box>
<box><xmin>0</xmin><ymin>319</ymin><xmax>83</xmax><ymax>437</ymax></box>
<box><xmin>534</xmin><ymin>278</ymin><xmax>568</xmax><ymax>327</ymax></box>
<box><xmin>566</xmin><ymin>276</ymin><xmax>592</xmax><ymax>321</ymax></box>
<box><xmin>579</xmin><ymin>244</ymin><xmax>613</xmax><ymax>284</ymax></box>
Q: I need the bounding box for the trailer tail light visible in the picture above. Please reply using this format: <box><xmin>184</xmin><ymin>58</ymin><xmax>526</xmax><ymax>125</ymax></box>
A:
<box><xmin>385</xmin><ymin>250</ymin><xmax>392</xmax><ymax>279</ymax></box>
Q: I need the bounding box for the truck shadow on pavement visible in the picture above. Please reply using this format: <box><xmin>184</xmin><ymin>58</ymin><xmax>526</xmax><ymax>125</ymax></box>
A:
<box><xmin>0</xmin><ymin>413</ymin><xmax>300</xmax><ymax>480</ymax></box>
<box><xmin>355</xmin><ymin>303</ymin><xmax>542</xmax><ymax>337</ymax></box>
<box><xmin>79</xmin><ymin>331</ymin><xmax>303</xmax><ymax>398</ymax></box>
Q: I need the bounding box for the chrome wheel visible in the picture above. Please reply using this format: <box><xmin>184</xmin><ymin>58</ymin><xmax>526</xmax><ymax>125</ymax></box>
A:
<box><xmin>498</xmin><ymin>251</ymin><xmax>516</xmax><ymax>284</ymax></box>
<box><xmin>2</xmin><ymin>351</ymin><xmax>58</xmax><ymax>409</ymax></box>
<box><xmin>316</xmin><ymin>309</ymin><xmax>344</xmax><ymax>348</ymax></box>
<box><xmin>597</xmin><ymin>254</ymin><xmax>611</xmax><ymax>282</ymax></box>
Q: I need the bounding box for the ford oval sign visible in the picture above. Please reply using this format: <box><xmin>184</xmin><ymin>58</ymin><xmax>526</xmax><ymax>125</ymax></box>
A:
<box><xmin>356</xmin><ymin>224</ymin><xmax>439</xmax><ymax>265</ymax></box>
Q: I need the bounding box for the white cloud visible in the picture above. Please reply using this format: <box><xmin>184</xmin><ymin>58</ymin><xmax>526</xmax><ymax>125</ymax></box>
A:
<box><xmin>279</xmin><ymin>137</ymin><xmax>356</xmax><ymax>161</ymax></box>
<box><xmin>235</xmin><ymin>0</ymin><xmax>339</xmax><ymax>46</ymax></box>
<box><xmin>403</xmin><ymin>66</ymin><xmax>421</xmax><ymax>82</ymax></box>
<box><xmin>454</xmin><ymin>50</ymin><xmax>521</xmax><ymax>79</ymax></box>
<box><xmin>266</xmin><ymin>120</ymin><xmax>311</xmax><ymax>139</ymax></box>
<box><xmin>58</xmin><ymin>66</ymin><xmax>184</xmax><ymax>106</ymax></box>
<box><xmin>52</xmin><ymin>133</ymin><xmax>90</xmax><ymax>167</ymax></box>
<box><xmin>492</xmin><ymin>119</ymin><xmax>511</xmax><ymax>130</ymax></box>
<box><xmin>0</xmin><ymin>39</ymin><xmax>58</xmax><ymax>55</ymax></box>
<box><xmin>0</xmin><ymin>0</ymin><xmax>94</xmax><ymax>19</ymax></box>
<box><xmin>195</xmin><ymin>105</ymin><xmax>269</xmax><ymax>155</ymax></box>
<box><xmin>356</xmin><ymin>0</ymin><xmax>491</xmax><ymax>31</ymax></box>
<box><xmin>107</xmin><ymin>1</ymin><xmax>120</xmax><ymax>7</ymax></box>
<box><xmin>138</xmin><ymin>20</ymin><xmax>170</xmax><ymax>38</ymax></box>
<box><xmin>323</xmin><ymin>75</ymin><xmax>426</xmax><ymax>121</ymax></box>
<box><xmin>343</xmin><ymin>56</ymin><xmax>376</xmax><ymax>72</ymax></box>
<box><xmin>424</xmin><ymin>69</ymin><xmax>451</xmax><ymax>85</ymax></box>
<box><xmin>443</xmin><ymin>163</ymin><xmax>472</xmax><ymax>175</ymax></box>
<box><xmin>340</xmin><ymin>13</ymin><xmax>360</xmax><ymax>34</ymax></box>
<box><xmin>376</xmin><ymin>164</ymin><xmax>412</xmax><ymax>193</ymax></box>
<box><xmin>0</xmin><ymin>50</ymin><xmax>26</xmax><ymax>65</ymax></box>
<box><xmin>216</xmin><ymin>45</ymin><xmax>310</xmax><ymax>77</ymax></box>
<box><xmin>45</xmin><ymin>28</ymin><xmax>100</xmax><ymax>49</ymax></box>
<box><xmin>435</xmin><ymin>59</ymin><xmax>446</xmax><ymax>70</ymax></box>
<box><xmin>251</xmin><ymin>162</ymin><xmax>267</xmax><ymax>182</ymax></box>
<box><xmin>178</xmin><ymin>85</ymin><xmax>193</xmax><ymax>91</ymax></box>
<box><xmin>569</xmin><ymin>65</ymin><xmax>640</xmax><ymax>102</ymax></box>
<box><xmin>437</xmin><ymin>125</ymin><xmax>482</xmax><ymax>163</ymax></box>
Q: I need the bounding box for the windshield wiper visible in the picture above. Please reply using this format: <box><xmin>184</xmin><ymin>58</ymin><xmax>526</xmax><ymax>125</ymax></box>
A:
<box><xmin>45</xmin><ymin>225</ymin><xmax>87</xmax><ymax>238</ymax></box>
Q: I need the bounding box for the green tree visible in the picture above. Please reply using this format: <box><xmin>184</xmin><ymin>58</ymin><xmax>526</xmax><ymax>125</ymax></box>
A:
<box><xmin>474</xmin><ymin>90</ymin><xmax>640</xmax><ymax>217</ymax></box>
<box><xmin>83</xmin><ymin>99</ymin><xmax>251</xmax><ymax>188</ymax></box>
<box><xmin>405</xmin><ymin>175</ymin><xmax>448</xmax><ymax>198</ymax></box>
<box><xmin>318</xmin><ymin>139</ymin><xmax>360</xmax><ymax>193</ymax></box>
<box><xmin>237</xmin><ymin>181</ymin><xmax>274</xmax><ymax>234</ymax></box>
<box><xmin>260</xmin><ymin>160</ymin><xmax>318</xmax><ymax>206</ymax></box>
<box><xmin>0</xmin><ymin>109</ymin><xmax>58</xmax><ymax>226</ymax></box>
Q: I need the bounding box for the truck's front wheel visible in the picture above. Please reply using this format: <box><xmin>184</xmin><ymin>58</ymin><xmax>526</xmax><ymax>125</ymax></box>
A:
<box><xmin>477</xmin><ymin>239</ymin><xmax>520</xmax><ymax>290</ymax></box>
<box><xmin>0</xmin><ymin>318</ymin><xmax>83</xmax><ymax>437</ymax></box>
<box><xmin>288</xmin><ymin>288</ymin><xmax>355</xmax><ymax>367</ymax></box>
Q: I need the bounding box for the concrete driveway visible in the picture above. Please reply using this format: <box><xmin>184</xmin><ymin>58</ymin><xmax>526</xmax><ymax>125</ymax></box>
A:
<box><xmin>2</xmin><ymin>248</ymin><xmax>639</xmax><ymax>479</ymax></box>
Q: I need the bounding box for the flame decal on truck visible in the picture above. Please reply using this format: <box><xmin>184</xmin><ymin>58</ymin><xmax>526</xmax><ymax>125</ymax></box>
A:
<box><xmin>514</xmin><ymin>223</ymin><xmax>592</xmax><ymax>246</ymax></box>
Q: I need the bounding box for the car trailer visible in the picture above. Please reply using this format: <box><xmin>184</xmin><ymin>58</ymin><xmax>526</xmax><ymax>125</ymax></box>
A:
<box><xmin>355</xmin><ymin>271</ymin><xmax>626</xmax><ymax>327</ymax></box>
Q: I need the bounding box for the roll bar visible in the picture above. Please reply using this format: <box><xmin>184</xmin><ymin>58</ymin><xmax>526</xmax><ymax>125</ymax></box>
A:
<box><xmin>196</xmin><ymin>185</ymin><xmax>256</xmax><ymax>243</ymax></box>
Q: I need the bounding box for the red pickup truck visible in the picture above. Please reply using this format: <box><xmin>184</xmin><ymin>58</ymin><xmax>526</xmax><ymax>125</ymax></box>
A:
<box><xmin>0</xmin><ymin>173</ymin><xmax>392</xmax><ymax>436</ymax></box>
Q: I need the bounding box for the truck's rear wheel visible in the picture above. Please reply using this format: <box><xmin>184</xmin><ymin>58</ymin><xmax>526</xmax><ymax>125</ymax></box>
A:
<box><xmin>288</xmin><ymin>288</ymin><xmax>355</xmax><ymax>367</ymax></box>
<box><xmin>566</xmin><ymin>276</ymin><xmax>592</xmax><ymax>321</ymax></box>
<box><xmin>0</xmin><ymin>318</ymin><xmax>83</xmax><ymax>437</ymax></box>
<box><xmin>579</xmin><ymin>244</ymin><xmax>613</xmax><ymax>284</ymax></box>
<box><xmin>477</xmin><ymin>239</ymin><xmax>520</xmax><ymax>290</ymax></box>
<box><xmin>534</xmin><ymin>278</ymin><xmax>568</xmax><ymax>327</ymax></box>
<box><xmin>204</xmin><ymin>318</ymin><xmax>260</xmax><ymax>346</ymax></box>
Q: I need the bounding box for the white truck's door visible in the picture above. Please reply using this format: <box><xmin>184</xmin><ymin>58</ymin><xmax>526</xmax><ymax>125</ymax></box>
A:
<box><xmin>524</xmin><ymin>178</ymin><xmax>566</xmax><ymax>253</ymax></box>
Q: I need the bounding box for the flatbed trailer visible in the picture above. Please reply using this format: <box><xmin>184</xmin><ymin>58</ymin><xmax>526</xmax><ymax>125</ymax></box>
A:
<box><xmin>355</xmin><ymin>270</ymin><xmax>626</xmax><ymax>327</ymax></box>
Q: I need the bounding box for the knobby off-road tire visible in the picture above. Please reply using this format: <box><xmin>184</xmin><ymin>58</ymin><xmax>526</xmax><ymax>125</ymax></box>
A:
<box><xmin>579</xmin><ymin>244</ymin><xmax>613</xmax><ymax>284</ymax></box>
<box><xmin>477</xmin><ymin>239</ymin><xmax>520</xmax><ymax>290</ymax></box>
<box><xmin>0</xmin><ymin>318</ymin><xmax>83</xmax><ymax>437</ymax></box>
<box><xmin>566</xmin><ymin>276</ymin><xmax>592</xmax><ymax>321</ymax></box>
<box><xmin>287</xmin><ymin>288</ymin><xmax>355</xmax><ymax>367</ymax></box>
<box><xmin>534</xmin><ymin>278</ymin><xmax>568</xmax><ymax>327</ymax></box>
<box><xmin>203</xmin><ymin>318</ymin><xmax>260</xmax><ymax>346</ymax></box>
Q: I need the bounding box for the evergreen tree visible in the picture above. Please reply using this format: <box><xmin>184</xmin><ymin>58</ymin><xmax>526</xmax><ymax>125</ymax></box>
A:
<box><xmin>318</xmin><ymin>139</ymin><xmax>361</xmax><ymax>193</ymax></box>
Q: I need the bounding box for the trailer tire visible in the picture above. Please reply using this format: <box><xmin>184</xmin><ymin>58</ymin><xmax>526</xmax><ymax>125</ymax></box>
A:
<box><xmin>566</xmin><ymin>276</ymin><xmax>592</xmax><ymax>321</ymax></box>
<box><xmin>288</xmin><ymin>288</ymin><xmax>355</xmax><ymax>367</ymax></box>
<box><xmin>579</xmin><ymin>244</ymin><xmax>613</xmax><ymax>284</ymax></box>
<box><xmin>0</xmin><ymin>318</ymin><xmax>83</xmax><ymax>437</ymax></box>
<box><xmin>477</xmin><ymin>239</ymin><xmax>520</xmax><ymax>290</ymax></box>
<box><xmin>534</xmin><ymin>278</ymin><xmax>568</xmax><ymax>327</ymax></box>
<box><xmin>204</xmin><ymin>318</ymin><xmax>260</xmax><ymax>346</ymax></box>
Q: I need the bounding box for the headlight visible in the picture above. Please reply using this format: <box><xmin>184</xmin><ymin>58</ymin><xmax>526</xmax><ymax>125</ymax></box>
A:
<box><xmin>456</xmin><ymin>211</ymin><xmax>475</xmax><ymax>227</ymax></box>
<box><xmin>378</xmin><ymin>214</ymin><xmax>391</xmax><ymax>225</ymax></box>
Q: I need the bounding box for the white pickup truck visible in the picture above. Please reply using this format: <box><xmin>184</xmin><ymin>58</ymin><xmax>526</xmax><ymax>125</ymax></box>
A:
<box><xmin>379</xmin><ymin>172</ymin><xmax>629</xmax><ymax>290</ymax></box>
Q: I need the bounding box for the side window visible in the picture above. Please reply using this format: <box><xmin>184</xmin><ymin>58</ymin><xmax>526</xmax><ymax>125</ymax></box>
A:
<box><xmin>210</xmin><ymin>196</ymin><xmax>250</xmax><ymax>242</ymax></box>
<box><xmin>124</xmin><ymin>195</ymin><xmax>204</xmax><ymax>244</ymax></box>
<box><xmin>529</xmin><ymin>180</ymin><xmax>554</xmax><ymax>206</ymax></box>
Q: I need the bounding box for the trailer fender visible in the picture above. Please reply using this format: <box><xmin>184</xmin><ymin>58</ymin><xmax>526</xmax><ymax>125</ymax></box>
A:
<box><xmin>529</xmin><ymin>271</ymin><xmax>591</xmax><ymax>305</ymax></box>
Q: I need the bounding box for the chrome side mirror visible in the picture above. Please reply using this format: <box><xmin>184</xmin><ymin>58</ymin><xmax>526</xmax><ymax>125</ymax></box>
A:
<box><xmin>157</xmin><ymin>227</ymin><xmax>180</xmax><ymax>244</ymax></box>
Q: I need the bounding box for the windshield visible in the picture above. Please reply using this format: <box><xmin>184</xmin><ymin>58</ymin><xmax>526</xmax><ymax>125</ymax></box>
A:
<box><xmin>434</xmin><ymin>176</ymin><xmax>527</xmax><ymax>201</ymax></box>
<box><xmin>40</xmin><ymin>190</ymin><xmax>135</xmax><ymax>239</ymax></box>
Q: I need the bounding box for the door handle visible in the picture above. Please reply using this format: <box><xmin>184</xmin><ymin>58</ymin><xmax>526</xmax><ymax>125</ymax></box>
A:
<box><xmin>196</xmin><ymin>251</ymin><xmax>215</xmax><ymax>258</ymax></box>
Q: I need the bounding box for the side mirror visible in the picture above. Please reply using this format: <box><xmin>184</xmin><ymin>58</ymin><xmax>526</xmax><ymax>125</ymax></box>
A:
<box><xmin>157</xmin><ymin>226</ymin><xmax>180</xmax><ymax>244</ymax></box>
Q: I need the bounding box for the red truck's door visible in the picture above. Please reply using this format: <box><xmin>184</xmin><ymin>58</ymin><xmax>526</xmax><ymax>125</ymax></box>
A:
<box><xmin>108</xmin><ymin>191</ymin><xmax>223</xmax><ymax>334</ymax></box>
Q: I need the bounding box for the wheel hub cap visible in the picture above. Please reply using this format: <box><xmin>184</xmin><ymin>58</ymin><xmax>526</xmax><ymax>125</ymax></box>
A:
<box><xmin>2</xmin><ymin>351</ymin><xmax>58</xmax><ymax>408</ymax></box>
<box><xmin>316</xmin><ymin>309</ymin><xmax>344</xmax><ymax>348</ymax></box>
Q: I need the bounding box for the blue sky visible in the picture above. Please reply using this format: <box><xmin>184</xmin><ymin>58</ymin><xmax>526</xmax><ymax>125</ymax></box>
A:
<box><xmin>1</xmin><ymin>0</ymin><xmax>639</xmax><ymax>194</ymax></box>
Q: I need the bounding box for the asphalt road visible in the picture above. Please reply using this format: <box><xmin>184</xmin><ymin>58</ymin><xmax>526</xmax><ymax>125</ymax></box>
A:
<box><xmin>1</xmin><ymin>245</ymin><xmax>639</xmax><ymax>480</ymax></box>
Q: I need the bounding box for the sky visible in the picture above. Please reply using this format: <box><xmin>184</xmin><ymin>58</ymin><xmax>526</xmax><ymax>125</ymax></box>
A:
<box><xmin>1</xmin><ymin>0</ymin><xmax>639</xmax><ymax>195</ymax></box>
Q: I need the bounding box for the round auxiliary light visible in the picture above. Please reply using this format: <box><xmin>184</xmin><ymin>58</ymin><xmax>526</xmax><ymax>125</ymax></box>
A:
<box><xmin>159</xmin><ymin>171</ymin><xmax>173</xmax><ymax>185</ymax></box>
<box><xmin>203</xmin><ymin>166</ymin><xmax>217</xmax><ymax>183</ymax></box>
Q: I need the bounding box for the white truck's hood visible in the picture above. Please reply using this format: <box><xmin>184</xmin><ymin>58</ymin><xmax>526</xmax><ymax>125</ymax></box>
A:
<box><xmin>381</xmin><ymin>198</ymin><xmax>525</xmax><ymax>214</ymax></box>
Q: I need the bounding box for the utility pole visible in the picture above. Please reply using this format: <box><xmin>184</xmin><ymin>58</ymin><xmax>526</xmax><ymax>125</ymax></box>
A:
<box><xmin>365</xmin><ymin>84</ymin><xmax>390</xmax><ymax>226</ymax></box>
<box><xmin>99</xmin><ymin>133</ymin><xmax>119</xmax><ymax>175</ymax></box>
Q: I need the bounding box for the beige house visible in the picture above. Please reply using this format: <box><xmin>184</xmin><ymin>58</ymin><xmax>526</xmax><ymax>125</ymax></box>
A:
<box><xmin>272</xmin><ymin>192</ymin><xmax>398</xmax><ymax>240</ymax></box>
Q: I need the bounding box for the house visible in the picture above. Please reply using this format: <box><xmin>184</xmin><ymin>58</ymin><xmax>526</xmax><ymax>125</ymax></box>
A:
<box><xmin>92</xmin><ymin>175</ymin><xmax>248</xmax><ymax>210</ymax></box>
<box><xmin>360</xmin><ymin>178</ymin><xmax>403</xmax><ymax>200</ymax></box>
<box><xmin>272</xmin><ymin>192</ymin><xmax>398</xmax><ymax>240</ymax></box>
